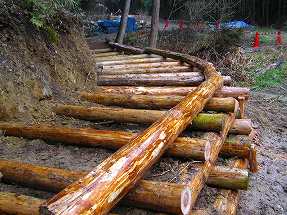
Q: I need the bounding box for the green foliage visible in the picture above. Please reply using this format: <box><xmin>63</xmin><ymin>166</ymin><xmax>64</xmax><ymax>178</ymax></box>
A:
<box><xmin>254</xmin><ymin>63</ymin><xmax>287</xmax><ymax>90</ymax></box>
<box><xmin>23</xmin><ymin>0</ymin><xmax>80</xmax><ymax>43</ymax></box>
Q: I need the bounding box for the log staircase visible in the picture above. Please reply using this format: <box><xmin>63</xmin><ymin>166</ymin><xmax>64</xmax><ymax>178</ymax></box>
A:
<box><xmin>0</xmin><ymin>40</ymin><xmax>258</xmax><ymax>215</ymax></box>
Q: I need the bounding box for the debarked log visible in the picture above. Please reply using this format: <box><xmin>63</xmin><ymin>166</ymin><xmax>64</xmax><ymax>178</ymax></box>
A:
<box><xmin>91</xmin><ymin>86</ymin><xmax>250</xmax><ymax>99</ymax></box>
<box><xmin>97</xmin><ymin>72</ymin><xmax>232</xmax><ymax>86</ymax></box>
<box><xmin>54</xmin><ymin>105</ymin><xmax>252</xmax><ymax>135</ymax></box>
<box><xmin>102</xmin><ymin>61</ymin><xmax>184</xmax><ymax>70</ymax></box>
<box><xmin>93</xmin><ymin>52</ymin><xmax>120</xmax><ymax>58</ymax></box>
<box><xmin>98</xmin><ymin>66</ymin><xmax>192</xmax><ymax>75</ymax></box>
<box><xmin>80</xmin><ymin>92</ymin><xmax>238</xmax><ymax>112</ymax></box>
<box><xmin>0</xmin><ymin>124</ymin><xmax>257</xmax><ymax>164</ymax></box>
<box><xmin>96</xmin><ymin>57</ymin><xmax>175</xmax><ymax>66</ymax></box>
<box><xmin>40</xmin><ymin>52</ymin><xmax>224</xmax><ymax>214</ymax></box>
<box><xmin>94</xmin><ymin>54</ymin><xmax>152</xmax><ymax>63</ymax></box>
<box><xmin>0</xmin><ymin>192</ymin><xmax>119</xmax><ymax>215</ymax></box>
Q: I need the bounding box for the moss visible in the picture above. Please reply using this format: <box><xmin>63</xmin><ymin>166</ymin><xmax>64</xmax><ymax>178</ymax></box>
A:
<box><xmin>191</xmin><ymin>113</ymin><xmax>226</xmax><ymax>131</ymax></box>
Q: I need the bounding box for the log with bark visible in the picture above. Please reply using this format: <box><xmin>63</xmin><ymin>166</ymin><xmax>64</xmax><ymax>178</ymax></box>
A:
<box><xmin>0</xmin><ymin>124</ymin><xmax>257</xmax><ymax>166</ymax></box>
<box><xmin>91</xmin><ymin>86</ymin><xmax>250</xmax><ymax>99</ymax></box>
<box><xmin>97</xmin><ymin>72</ymin><xmax>232</xmax><ymax>86</ymax></box>
<box><xmin>102</xmin><ymin>61</ymin><xmax>183</xmax><ymax>70</ymax></box>
<box><xmin>98</xmin><ymin>66</ymin><xmax>192</xmax><ymax>75</ymax></box>
<box><xmin>213</xmin><ymin>159</ymin><xmax>248</xmax><ymax>215</ymax></box>
<box><xmin>0</xmin><ymin>160</ymin><xmax>249</xmax><ymax>214</ymax></box>
<box><xmin>91</xmin><ymin>48</ymin><xmax>113</xmax><ymax>54</ymax></box>
<box><xmin>181</xmin><ymin>113</ymin><xmax>235</xmax><ymax>215</ymax></box>
<box><xmin>109</xmin><ymin>42</ymin><xmax>145</xmax><ymax>55</ymax></box>
<box><xmin>54</xmin><ymin>105</ymin><xmax>252</xmax><ymax>135</ymax></box>
<box><xmin>40</xmin><ymin>52</ymin><xmax>224</xmax><ymax>214</ymax></box>
<box><xmin>80</xmin><ymin>92</ymin><xmax>238</xmax><ymax>112</ymax></box>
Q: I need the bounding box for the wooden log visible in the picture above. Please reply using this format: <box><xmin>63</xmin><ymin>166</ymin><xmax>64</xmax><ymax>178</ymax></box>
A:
<box><xmin>181</xmin><ymin>113</ymin><xmax>235</xmax><ymax>214</ymax></box>
<box><xmin>102</xmin><ymin>61</ymin><xmax>182</xmax><ymax>70</ymax></box>
<box><xmin>0</xmin><ymin>192</ymin><xmax>43</xmax><ymax>215</ymax></box>
<box><xmin>109</xmin><ymin>42</ymin><xmax>145</xmax><ymax>55</ymax></box>
<box><xmin>95</xmin><ymin>54</ymin><xmax>155</xmax><ymax>63</ymax></box>
<box><xmin>97</xmin><ymin>72</ymin><xmax>231</xmax><ymax>86</ymax></box>
<box><xmin>93</xmin><ymin>52</ymin><xmax>120</xmax><ymax>58</ymax></box>
<box><xmin>96</xmin><ymin>57</ymin><xmax>175</xmax><ymax>66</ymax></box>
<box><xmin>0</xmin><ymin>124</ymin><xmax>257</xmax><ymax>164</ymax></box>
<box><xmin>80</xmin><ymin>92</ymin><xmax>238</xmax><ymax>112</ymax></box>
<box><xmin>40</xmin><ymin>52</ymin><xmax>224</xmax><ymax>214</ymax></box>
<box><xmin>213</xmin><ymin>159</ymin><xmax>248</xmax><ymax>215</ymax></box>
<box><xmin>91</xmin><ymin>48</ymin><xmax>113</xmax><ymax>54</ymax></box>
<box><xmin>91</xmin><ymin>86</ymin><xmax>250</xmax><ymax>99</ymax></box>
<box><xmin>0</xmin><ymin>192</ymin><xmax>119</xmax><ymax>215</ymax></box>
<box><xmin>98</xmin><ymin>66</ymin><xmax>192</xmax><ymax>75</ymax></box>
<box><xmin>54</xmin><ymin>105</ymin><xmax>252</xmax><ymax>135</ymax></box>
<box><xmin>0</xmin><ymin>159</ymin><xmax>249</xmax><ymax>194</ymax></box>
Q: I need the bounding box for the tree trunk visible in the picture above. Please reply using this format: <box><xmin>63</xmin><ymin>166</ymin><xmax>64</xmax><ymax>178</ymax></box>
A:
<box><xmin>0</xmin><ymin>160</ymin><xmax>249</xmax><ymax>214</ymax></box>
<box><xmin>92</xmin><ymin>86</ymin><xmax>250</xmax><ymax>99</ymax></box>
<box><xmin>0</xmin><ymin>124</ymin><xmax>257</xmax><ymax>164</ymax></box>
<box><xmin>40</xmin><ymin>53</ymin><xmax>224</xmax><ymax>214</ymax></box>
<box><xmin>54</xmin><ymin>105</ymin><xmax>252</xmax><ymax>135</ymax></box>
<box><xmin>115</xmin><ymin>0</ymin><xmax>131</xmax><ymax>44</ymax></box>
<box><xmin>181</xmin><ymin>113</ymin><xmax>235</xmax><ymax>214</ymax></box>
<box><xmin>97</xmin><ymin>72</ymin><xmax>231</xmax><ymax>86</ymax></box>
<box><xmin>80</xmin><ymin>92</ymin><xmax>239</xmax><ymax>112</ymax></box>
<box><xmin>149</xmin><ymin>0</ymin><xmax>160</xmax><ymax>48</ymax></box>
<box><xmin>98</xmin><ymin>66</ymin><xmax>192</xmax><ymax>75</ymax></box>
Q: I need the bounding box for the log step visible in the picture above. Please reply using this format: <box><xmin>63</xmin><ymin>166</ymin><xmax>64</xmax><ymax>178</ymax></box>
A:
<box><xmin>93</xmin><ymin>52</ymin><xmax>121</xmax><ymax>58</ymax></box>
<box><xmin>0</xmin><ymin>124</ymin><xmax>257</xmax><ymax>166</ymax></box>
<box><xmin>91</xmin><ymin>48</ymin><xmax>113</xmax><ymax>54</ymax></box>
<box><xmin>96</xmin><ymin>57</ymin><xmax>176</xmax><ymax>66</ymax></box>
<box><xmin>0</xmin><ymin>160</ymin><xmax>249</xmax><ymax>214</ymax></box>
<box><xmin>54</xmin><ymin>105</ymin><xmax>252</xmax><ymax>135</ymax></box>
<box><xmin>95</xmin><ymin>54</ymin><xmax>156</xmax><ymax>63</ymax></box>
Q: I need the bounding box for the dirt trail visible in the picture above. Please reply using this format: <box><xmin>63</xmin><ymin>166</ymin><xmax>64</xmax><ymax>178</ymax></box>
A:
<box><xmin>238</xmin><ymin>85</ymin><xmax>287</xmax><ymax>215</ymax></box>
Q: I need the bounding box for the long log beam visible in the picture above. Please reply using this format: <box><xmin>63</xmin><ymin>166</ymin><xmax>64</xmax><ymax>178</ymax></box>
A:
<box><xmin>91</xmin><ymin>86</ymin><xmax>250</xmax><ymax>99</ymax></box>
<box><xmin>98</xmin><ymin>66</ymin><xmax>192</xmax><ymax>75</ymax></box>
<box><xmin>109</xmin><ymin>42</ymin><xmax>145</xmax><ymax>54</ymax></box>
<box><xmin>40</xmin><ymin>49</ymin><xmax>224</xmax><ymax>214</ymax></box>
<box><xmin>0</xmin><ymin>124</ymin><xmax>257</xmax><ymax>166</ymax></box>
<box><xmin>54</xmin><ymin>105</ymin><xmax>252</xmax><ymax>135</ymax></box>
<box><xmin>181</xmin><ymin>113</ymin><xmax>235</xmax><ymax>214</ymax></box>
<box><xmin>0</xmin><ymin>160</ymin><xmax>249</xmax><ymax>214</ymax></box>
<box><xmin>80</xmin><ymin>92</ymin><xmax>238</xmax><ymax>112</ymax></box>
<box><xmin>97</xmin><ymin>72</ymin><xmax>231</xmax><ymax>86</ymax></box>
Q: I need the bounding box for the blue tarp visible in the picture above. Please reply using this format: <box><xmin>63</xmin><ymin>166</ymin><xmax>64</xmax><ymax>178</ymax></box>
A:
<box><xmin>209</xmin><ymin>20</ymin><xmax>254</xmax><ymax>31</ymax></box>
<box><xmin>97</xmin><ymin>16</ymin><xmax>137</xmax><ymax>34</ymax></box>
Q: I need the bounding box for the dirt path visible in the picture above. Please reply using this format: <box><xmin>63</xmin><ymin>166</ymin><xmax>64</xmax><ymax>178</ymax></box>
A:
<box><xmin>238</xmin><ymin>85</ymin><xmax>287</xmax><ymax>215</ymax></box>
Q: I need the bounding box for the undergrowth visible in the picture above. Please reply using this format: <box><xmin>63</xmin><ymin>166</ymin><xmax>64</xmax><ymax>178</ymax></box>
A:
<box><xmin>254</xmin><ymin>62</ymin><xmax>287</xmax><ymax>90</ymax></box>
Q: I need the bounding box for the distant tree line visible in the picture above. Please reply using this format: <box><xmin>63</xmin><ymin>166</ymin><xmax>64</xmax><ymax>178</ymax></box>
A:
<box><xmin>80</xmin><ymin>0</ymin><xmax>287</xmax><ymax>27</ymax></box>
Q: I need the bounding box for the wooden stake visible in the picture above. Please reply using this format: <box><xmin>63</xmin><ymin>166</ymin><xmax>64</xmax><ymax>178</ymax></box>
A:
<box><xmin>40</xmin><ymin>51</ymin><xmax>224</xmax><ymax>215</ymax></box>
<box><xmin>54</xmin><ymin>105</ymin><xmax>252</xmax><ymax>135</ymax></box>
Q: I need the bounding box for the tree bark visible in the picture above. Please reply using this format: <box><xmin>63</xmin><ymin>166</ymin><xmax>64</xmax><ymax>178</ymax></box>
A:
<box><xmin>92</xmin><ymin>86</ymin><xmax>250</xmax><ymax>99</ymax></box>
<box><xmin>40</xmin><ymin>53</ymin><xmax>224</xmax><ymax>215</ymax></box>
<box><xmin>97</xmin><ymin>72</ymin><xmax>231</xmax><ymax>86</ymax></box>
<box><xmin>181</xmin><ymin>113</ymin><xmax>235</xmax><ymax>214</ymax></box>
<box><xmin>149</xmin><ymin>0</ymin><xmax>160</xmax><ymax>48</ymax></box>
<box><xmin>98</xmin><ymin>66</ymin><xmax>192</xmax><ymax>75</ymax></box>
<box><xmin>0</xmin><ymin>124</ymin><xmax>257</xmax><ymax>164</ymax></box>
<box><xmin>115</xmin><ymin>0</ymin><xmax>131</xmax><ymax>44</ymax></box>
<box><xmin>80</xmin><ymin>92</ymin><xmax>239</xmax><ymax>112</ymax></box>
<box><xmin>0</xmin><ymin>160</ymin><xmax>249</xmax><ymax>214</ymax></box>
<box><xmin>54</xmin><ymin>105</ymin><xmax>252</xmax><ymax>135</ymax></box>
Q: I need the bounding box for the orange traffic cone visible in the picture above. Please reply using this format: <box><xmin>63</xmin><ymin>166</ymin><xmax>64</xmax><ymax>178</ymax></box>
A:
<box><xmin>276</xmin><ymin>31</ymin><xmax>283</xmax><ymax>45</ymax></box>
<box><xmin>252</xmin><ymin>32</ymin><xmax>260</xmax><ymax>48</ymax></box>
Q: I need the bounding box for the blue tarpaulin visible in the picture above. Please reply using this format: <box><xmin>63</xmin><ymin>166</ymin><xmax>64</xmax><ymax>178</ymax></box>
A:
<box><xmin>97</xmin><ymin>16</ymin><xmax>137</xmax><ymax>34</ymax></box>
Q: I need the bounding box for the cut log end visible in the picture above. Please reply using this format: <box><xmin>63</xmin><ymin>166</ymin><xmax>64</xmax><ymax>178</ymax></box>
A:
<box><xmin>181</xmin><ymin>187</ymin><xmax>192</xmax><ymax>215</ymax></box>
